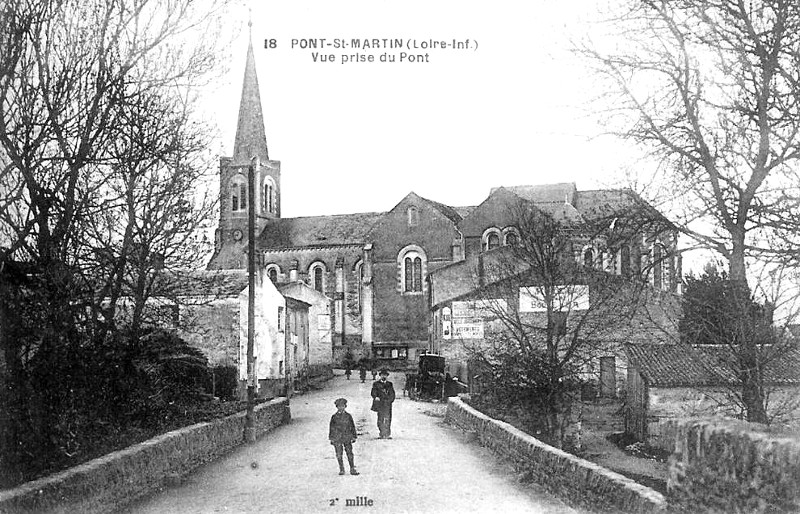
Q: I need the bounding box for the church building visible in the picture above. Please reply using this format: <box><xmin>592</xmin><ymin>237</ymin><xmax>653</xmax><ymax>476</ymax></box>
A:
<box><xmin>207</xmin><ymin>39</ymin><xmax>682</xmax><ymax>370</ymax></box>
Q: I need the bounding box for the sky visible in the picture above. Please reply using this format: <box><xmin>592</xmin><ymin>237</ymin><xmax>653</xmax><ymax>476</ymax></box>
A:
<box><xmin>199</xmin><ymin>0</ymin><xmax>641</xmax><ymax>218</ymax></box>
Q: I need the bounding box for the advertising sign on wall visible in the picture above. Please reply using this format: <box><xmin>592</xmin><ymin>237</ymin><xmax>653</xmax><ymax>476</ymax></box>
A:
<box><xmin>518</xmin><ymin>285</ymin><xmax>589</xmax><ymax>312</ymax></box>
<box><xmin>449</xmin><ymin>299</ymin><xmax>507</xmax><ymax>339</ymax></box>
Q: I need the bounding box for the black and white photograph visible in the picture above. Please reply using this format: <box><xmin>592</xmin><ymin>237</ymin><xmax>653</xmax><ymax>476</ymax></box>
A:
<box><xmin>1</xmin><ymin>1</ymin><xmax>800</xmax><ymax>513</ymax></box>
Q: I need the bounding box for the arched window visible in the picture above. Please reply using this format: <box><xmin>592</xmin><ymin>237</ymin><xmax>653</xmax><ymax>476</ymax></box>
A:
<box><xmin>503</xmin><ymin>227</ymin><xmax>520</xmax><ymax>246</ymax></box>
<box><xmin>266</xmin><ymin>264</ymin><xmax>280</xmax><ymax>284</ymax></box>
<box><xmin>482</xmin><ymin>228</ymin><xmax>501</xmax><ymax>252</ymax></box>
<box><xmin>230</xmin><ymin>176</ymin><xmax>247</xmax><ymax>212</ymax></box>
<box><xmin>404</xmin><ymin>255</ymin><xmax>422</xmax><ymax>292</ymax></box>
<box><xmin>653</xmin><ymin>244</ymin><xmax>663</xmax><ymax>289</ymax></box>
<box><xmin>398</xmin><ymin>246</ymin><xmax>426</xmax><ymax>294</ymax></box>
<box><xmin>407</xmin><ymin>206</ymin><xmax>419</xmax><ymax>227</ymax></box>
<box><xmin>263</xmin><ymin>176</ymin><xmax>277</xmax><ymax>214</ymax></box>
<box><xmin>354</xmin><ymin>261</ymin><xmax>364</xmax><ymax>312</ymax></box>
<box><xmin>583</xmin><ymin>247</ymin><xmax>594</xmax><ymax>268</ymax></box>
<box><xmin>314</xmin><ymin>267</ymin><xmax>323</xmax><ymax>292</ymax></box>
<box><xmin>621</xmin><ymin>246</ymin><xmax>631</xmax><ymax>276</ymax></box>
<box><xmin>608</xmin><ymin>248</ymin><xmax>619</xmax><ymax>274</ymax></box>
<box><xmin>308</xmin><ymin>262</ymin><xmax>326</xmax><ymax>293</ymax></box>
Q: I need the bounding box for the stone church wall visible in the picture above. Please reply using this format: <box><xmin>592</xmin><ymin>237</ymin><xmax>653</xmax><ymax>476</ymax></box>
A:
<box><xmin>372</xmin><ymin>260</ymin><xmax>428</xmax><ymax>343</ymax></box>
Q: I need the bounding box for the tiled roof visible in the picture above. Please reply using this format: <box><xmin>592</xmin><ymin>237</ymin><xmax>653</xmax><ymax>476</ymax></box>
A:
<box><xmin>576</xmin><ymin>189</ymin><xmax>672</xmax><ymax>226</ymax></box>
<box><xmin>537</xmin><ymin>201</ymin><xmax>584</xmax><ymax>224</ymax></box>
<box><xmin>252</xmin><ymin>185</ymin><xmax>671</xmax><ymax>250</ymax></box>
<box><xmin>575</xmin><ymin>189</ymin><xmax>635</xmax><ymax>215</ymax></box>
<box><xmin>500</xmin><ymin>183</ymin><xmax>578</xmax><ymax>204</ymax></box>
<box><xmin>494</xmin><ymin>184</ymin><xmax>669</xmax><ymax>226</ymax></box>
<box><xmin>417</xmin><ymin>194</ymin><xmax>464</xmax><ymax>224</ymax></box>
<box><xmin>258</xmin><ymin>212</ymin><xmax>383</xmax><ymax>249</ymax></box>
<box><xmin>626</xmin><ymin>343</ymin><xmax>800</xmax><ymax>387</ymax></box>
<box><xmin>453</xmin><ymin>206</ymin><xmax>476</xmax><ymax>218</ymax></box>
<box><xmin>257</xmin><ymin>193</ymin><xmax>462</xmax><ymax>250</ymax></box>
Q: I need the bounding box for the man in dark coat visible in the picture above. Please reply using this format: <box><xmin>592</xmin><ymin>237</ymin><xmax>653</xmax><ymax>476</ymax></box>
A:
<box><xmin>370</xmin><ymin>369</ymin><xmax>396</xmax><ymax>439</ymax></box>
<box><xmin>358</xmin><ymin>358</ymin><xmax>368</xmax><ymax>383</ymax></box>
<box><xmin>329</xmin><ymin>398</ymin><xmax>359</xmax><ymax>475</ymax></box>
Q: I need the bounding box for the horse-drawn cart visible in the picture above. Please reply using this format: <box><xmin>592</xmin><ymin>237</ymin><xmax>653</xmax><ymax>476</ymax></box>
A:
<box><xmin>404</xmin><ymin>354</ymin><xmax>447</xmax><ymax>400</ymax></box>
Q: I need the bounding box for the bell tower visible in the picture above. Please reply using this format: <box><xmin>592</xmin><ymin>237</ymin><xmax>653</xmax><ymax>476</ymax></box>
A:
<box><xmin>210</xmin><ymin>27</ymin><xmax>281</xmax><ymax>269</ymax></box>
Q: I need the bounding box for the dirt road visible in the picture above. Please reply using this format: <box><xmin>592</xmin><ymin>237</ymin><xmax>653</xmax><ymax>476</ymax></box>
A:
<box><xmin>123</xmin><ymin>373</ymin><xmax>578</xmax><ymax>514</ymax></box>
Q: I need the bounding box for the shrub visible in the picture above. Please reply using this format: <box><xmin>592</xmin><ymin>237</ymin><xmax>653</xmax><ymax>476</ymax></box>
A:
<box><xmin>468</xmin><ymin>345</ymin><xmax>583</xmax><ymax>449</ymax></box>
<box><xmin>203</xmin><ymin>365</ymin><xmax>239</xmax><ymax>401</ymax></box>
<box><xmin>0</xmin><ymin>326</ymin><xmax>213</xmax><ymax>488</ymax></box>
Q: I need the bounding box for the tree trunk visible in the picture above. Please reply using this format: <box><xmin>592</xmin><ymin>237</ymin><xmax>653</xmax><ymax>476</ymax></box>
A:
<box><xmin>739</xmin><ymin>339</ymin><xmax>768</xmax><ymax>424</ymax></box>
<box><xmin>729</xmin><ymin>232</ymin><xmax>748</xmax><ymax>286</ymax></box>
<box><xmin>742</xmin><ymin>376</ymin><xmax>768</xmax><ymax>424</ymax></box>
<box><xmin>728</xmin><ymin>276</ymin><xmax>769</xmax><ymax>424</ymax></box>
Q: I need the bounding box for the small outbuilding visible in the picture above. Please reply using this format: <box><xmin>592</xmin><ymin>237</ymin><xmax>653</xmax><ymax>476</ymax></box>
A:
<box><xmin>624</xmin><ymin>343</ymin><xmax>800</xmax><ymax>450</ymax></box>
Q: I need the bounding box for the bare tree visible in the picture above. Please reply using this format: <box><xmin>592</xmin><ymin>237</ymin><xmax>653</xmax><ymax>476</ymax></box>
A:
<box><xmin>583</xmin><ymin>0</ymin><xmax>800</xmax><ymax>423</ymax></box>
<box><xmin>0</xmin><ymin>0</ymin><xmax>227</xmax><ymax>336</ymax></box>
<box><xmin>79</xmin><ymin>90</ymin><xmax>217</xmax><ymax>338</ymax></box>
<box><xmin>464</xmin><ymin>196</ymin><xmax>675</xmax><ymax>448</ymax></box>
<box><xmin>0</xmin><ymin>0</ymin><xmax>229</xmax><ymax>485</ymax></box>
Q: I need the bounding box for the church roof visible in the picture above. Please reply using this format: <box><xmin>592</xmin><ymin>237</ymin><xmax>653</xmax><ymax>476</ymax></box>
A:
<box><xmin>247</xmin><ymin>185</ymin><xmax>673</xmax><ymax>253</ymax></box>
<box><xmin>494</xmin><ymin>185</ymin><xmax>674</xmax><ymax>228</ymax></box>
<box><xmin>575</xmin><ymin>189</ymin><xmax>637</xmax><ymax>217</ymax></box>
<box><xmin>453</xmin><ymin>206</ymin><xmax>476</xmax><ymax>218</ymax></box>
<box><xmin>501</xmin><ymin>184</ymin><xmax>649</xmax><ymax>221</ymax></box>
<box><xmin>232</xmin><ymin>37</ymin><xmax>269</xmax><ymax>165</ymax></box>
<box><xmin>501</xmin><ymin>183</ymin><xmax>578</xmax><ymax>205</ymax></box>
<box><xmin>416</xmin><ymin>194</ymin><xmax>464</xmax><ymax>224</ymax></box>
<box><xmin>258</xmin><ymin>212</ymin><xmax>383</xmax><ymax>249</ymax></box>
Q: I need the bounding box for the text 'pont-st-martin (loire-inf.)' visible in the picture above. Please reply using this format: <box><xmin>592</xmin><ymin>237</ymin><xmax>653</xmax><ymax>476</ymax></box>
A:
<box><xmin>263</xmin><ymin>38</ymin><xmax>479</xmax><ymax>64</ymax></box>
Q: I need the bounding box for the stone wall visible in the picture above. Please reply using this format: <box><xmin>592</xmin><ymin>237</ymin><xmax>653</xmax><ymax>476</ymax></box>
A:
<box><xmin>308</xmin><ymin>363</ymin><xmax>334</xmax><ymax>387</ymax></box>
<box><xmin>643</xmin><ymin>387</ymin><xmax>738</xmax><ymax>452</ymax></box>
<box><xmin>372</xmin><ymin>259</ymin><xmax>429</xmax><ymax>342</ymax></box>
<box><xmin>445</xmin><ymin>397</ymin><xmax>666</xmax><ymax>513</ymax></box>
<box><xmin>0</xmin><ymin>398</ymin><xmax>290</xmax><ymax>514</ymax></box>
<box><xmin>178</xmin><ymin>299</ymin><xmax>240</xmax><ymax>367</ymax></box>
<box><xmin>636</xmin><ymin>386</ymin><xmax>800</xmax><ymax>451</ymax></box>
<box><xmin>668</xmin><ymin>418</ymin><xmax>800</xmax><ymax>513</ymax></box>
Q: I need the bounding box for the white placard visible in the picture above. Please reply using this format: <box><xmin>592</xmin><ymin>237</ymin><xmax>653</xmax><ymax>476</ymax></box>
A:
<box><xmin>519</xmin><ymin>285</ymin><xmax>589</xmax><ymax>312</ymax></box>
<box><xmin>453</xmin><ymin>323</ymin><xmax>484</xmax><ymax>339</ymax></box>
<box><xmin>317</xmin><ymin>313</ymin><xmax>331</xmax><ymax>342</ymax></box>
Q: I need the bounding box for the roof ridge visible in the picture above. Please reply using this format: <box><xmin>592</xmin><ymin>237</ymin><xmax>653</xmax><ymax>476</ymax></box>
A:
<box><xmin>415</xmin><ymin>193</ymin><xmax>462</xmax><ymax>223</ymax></box>
<box><xmin>275</xmin><ymin>211</ymin><xmax>385</xmax><ymax>221</ymax></box>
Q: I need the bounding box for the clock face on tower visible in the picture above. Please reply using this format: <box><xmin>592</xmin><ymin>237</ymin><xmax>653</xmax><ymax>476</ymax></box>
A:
<box><xmin>232</xmin><ymin>229</ymin><xmax>243</xmax><ymax>241</ymax></box>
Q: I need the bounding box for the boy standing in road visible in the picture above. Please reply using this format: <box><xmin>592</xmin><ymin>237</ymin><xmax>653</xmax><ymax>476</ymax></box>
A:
<box><xmin>329</xmin><ymin>398</ymin><xmax>359</xmax><ymax>476</ymax></box>
<box><xmin>370</xmin><ymin>369</ymin><xmax>396</xmax><ymax>439</ymax></box>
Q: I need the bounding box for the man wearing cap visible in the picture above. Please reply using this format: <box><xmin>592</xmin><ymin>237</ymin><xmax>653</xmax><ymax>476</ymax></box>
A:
<box><xmin>370</xmin><ymin>369</ymin><xmax>396</xmax><ymax>439</ymax></box>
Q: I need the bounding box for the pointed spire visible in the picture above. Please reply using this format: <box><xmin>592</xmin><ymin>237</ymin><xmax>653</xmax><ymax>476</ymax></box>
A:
<box><xmin>233</xmin><ymin>29</ymin><xmax>269</xmax><ymax>164</ymax></box>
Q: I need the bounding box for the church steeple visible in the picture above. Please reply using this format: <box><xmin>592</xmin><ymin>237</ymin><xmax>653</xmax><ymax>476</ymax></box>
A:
<box><xmin>233</xmin><ymin>33</ymin><xmax>269</xmax><ymax>164</ymax></box>
<box><xmin>207</xmin><ymin>25</ymin><xmax>281</xmax><ymax>270</ymax></box>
